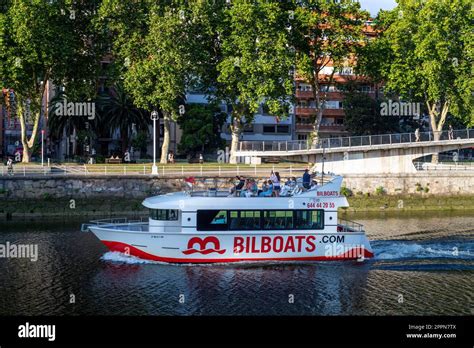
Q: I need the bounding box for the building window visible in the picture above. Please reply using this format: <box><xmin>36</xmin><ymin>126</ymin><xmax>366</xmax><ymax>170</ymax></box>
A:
<box><xmin>276</xmin><ymin>125</ymin><xmax>290</xmax><ymax>134</ymax></box>
<box><xmin>149</xmin><ymin>209</ymin><xmax>179</xmax><ymax>221</ymax></box>
<box><xmin>263</xmin><ymin>125</ymin><xmax>276</xmax><ymax>133</ymax></box>
<box><xmin>298</xmin><ymin>83</ymin><xmax>312</xmax><ymax>92</ymax></box>
<box><xmin>298</xmin><ymin>134</ymin><xmax>308</xmax><ymax>141</ymax></box>
<box><xmin>296</xmin><ymin>116</ymin><xmax>312</xmax><ymax>125</ymax></box>
<box><xmin>324</xmin><ymin>101</ymin><xmax>343</xmax><ymax>109</ymax></box>
<box><xmin>197</xmin><ymin>210</ymin><xmax>227</xmax><ymax>231</ymax></box>
<box><xmin>263</xmin><ymin>125</ymin><xmax>290</xmax><ymax>134</ymax></box>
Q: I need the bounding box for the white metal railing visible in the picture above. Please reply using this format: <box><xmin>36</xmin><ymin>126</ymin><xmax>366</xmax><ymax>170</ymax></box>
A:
<box><xmin>239</xmin><ymin>128</ymin><xmax>474</xmax><ymax>152</ymax></box>
<box><xmin>1</xmin><ymin>164</ymin><xmax>308</xmax><ymax>177</ymax></box>
<box><xmin>338</xmin><ymin>218</ymin><xmax>364</xmax><ymax>232</ymax></box>
<box><xmin>414</xmin><ymin>161</ymin><xmax>474</xmax><ymax>171</ymax></box>
<box><xmin>81</xmin><ymin>217</ymin><xmax>148</xmax><ymax>232</ymax></box>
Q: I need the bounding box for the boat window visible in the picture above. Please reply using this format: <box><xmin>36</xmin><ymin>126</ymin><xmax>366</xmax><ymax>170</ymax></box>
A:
<box><xmin>229</xmin><ymin>210</ymin><xmax>261</xmax><ymax>230</ymax></box>
<box><xmin>149</xmin><ymin>209</ymin><xmax>179</xmax><ymax>221</ymax></box>
<box><xmin>295</xmin><ymin>210</ymin><xmax>324</xmax><ymax>229</ymax></box>
<box><xmin>197</xmin><ymin>210</ymin><xmax>228</xmax><ymax>231</ymax></box>
<box><xmin>263</xmin><ymin>211</ymin><xmax>293</xmax><ymax>230</ymax></box>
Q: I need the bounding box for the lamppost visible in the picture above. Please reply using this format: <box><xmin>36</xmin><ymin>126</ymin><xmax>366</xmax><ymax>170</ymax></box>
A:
<box><xmin>41</xmin><ymin>129</ymin><xmax>45</xmax><ymax>167</ymax></box>
<box><xmin>151</xmin><ymin>110</ymin><xmax>159</xmax><ymax>175</ymax></box>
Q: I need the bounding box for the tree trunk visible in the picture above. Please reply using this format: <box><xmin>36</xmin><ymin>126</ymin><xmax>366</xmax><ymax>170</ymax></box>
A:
<box><xmin>310</xmin><ymin>64</ymin><xmax>335</xmax><ymax>147</ymax></box>
<box><xmin>427</xmin><ymin>101</ymin><xmax>449</xmax><ymax>164</ymax></box>
<box><xmin>18</xmin><ymin>102</ymin><xmax>40</xmax><ymax>164</ymax></box>
<box><xmin>160</xmin><ymin>111</ymin><xmax>170</xmax><ymax>164</ymax></box>
<box><xmin>229</xmin><ymin>113</ymin><xmax>241</xmax><ymax>164</ymax></box>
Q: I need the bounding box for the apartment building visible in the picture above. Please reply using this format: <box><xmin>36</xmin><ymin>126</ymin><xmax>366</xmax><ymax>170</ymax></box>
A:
<box><xmin>186</xmin><ymin>92</ymin><xmax>293</xmax><ymax>146</ymax></box>
<box><xmin>294</xmin><ymin>21</ymin><xmax>380</xmax><ymax>140</ymax></box>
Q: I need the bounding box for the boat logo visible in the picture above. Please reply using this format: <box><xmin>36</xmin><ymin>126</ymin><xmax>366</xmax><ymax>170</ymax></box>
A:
<box><xmin>182</xmin><ymin>236</ymin><xmax>226</xmax><ymax>255</ymax></box>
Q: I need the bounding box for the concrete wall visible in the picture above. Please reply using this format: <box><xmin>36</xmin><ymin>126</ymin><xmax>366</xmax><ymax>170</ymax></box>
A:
<box><xmin>342</xmin><ymin>172</ymin><xmax>474</xmax><ymax>195</ymax></box>
<box><xmin>0</xmin><ymin>173</ymin><xmax>473</xmax><ymax>199</ymax></box>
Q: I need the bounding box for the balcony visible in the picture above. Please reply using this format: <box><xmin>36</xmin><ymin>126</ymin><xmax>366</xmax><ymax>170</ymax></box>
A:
<box><xmin>322</xmin><ymin>109</ymin><xmax>345</xmax><ymax>116</ymax></box>
<box><xmin>295</xmin><ymin>107</ymin><xmax>317</xmax><ymax>116</ymax></box>
<box><xmin>296</xmin><ymin>90</ymin><xmax>345</xmax><ymax>99</ymax></box>
<box><xmin>296</xmin><ymin>123</ymin><xmax>314</xmax><ymax>132</ymax></box>
<box><xmin>295</xmin><ymin>90</ymin><xmax>314</xmax><ymax>98</ymax></box>
<box><xmin>319</xmin><ymin>124</ymin><xmax>347</xmax><ymax>133</ymax></box>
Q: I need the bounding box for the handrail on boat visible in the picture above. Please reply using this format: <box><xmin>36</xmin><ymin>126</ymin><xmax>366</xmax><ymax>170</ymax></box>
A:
<box><xmin>81</xmin><ymin>217</ymin><xmax>147</xmax><ymax>232</ymax></box>
<box><xmin>337</xmin><ymin>218</ymin><xmax>364</xmax><ymax>232</ymax></box>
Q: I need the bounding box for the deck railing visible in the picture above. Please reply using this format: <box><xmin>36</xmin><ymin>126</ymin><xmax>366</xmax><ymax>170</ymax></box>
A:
<box><xmin>337</xmin><ymin>218</ymin><xmax>364</xmax><ymax>232</ymax></box>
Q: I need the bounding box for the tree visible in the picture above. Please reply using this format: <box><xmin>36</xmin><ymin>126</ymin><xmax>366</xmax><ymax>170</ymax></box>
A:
<box><xmin>343</xmin><ymin>88</ymin><xmax>399</xmax><ymax>136</ymax></box>
<box><xmin>292</xmin><ymin>0</ymin><xmax>370</xmax><ymax>144</ymax></box>
<box><xmin>97</xmin><ymin>82</ymin><xmax>150</xmax><ymax>154</ymax></box>
<box><xmin>215</xmin><ymin>0</ymin><xmax>294</xmax><ymax>163</ymax></box>
<box><xmin>0</xmin><ymin>0</ymin><xmax>105</xmax><ymax>162</ymax></box>
<box><xmin>177</xmin><ymin>104</ymin><xmax>226</xmax><ymax>156</ymax></box>
<box><xmin>357</xmin><ymin>0</ymin><xmax>473</xmax><ymax>162</ymax></box>
<box><xmin>98</xmin><ymin>0</ymin><xmax>211</xmax><ymax>163</ymax></box>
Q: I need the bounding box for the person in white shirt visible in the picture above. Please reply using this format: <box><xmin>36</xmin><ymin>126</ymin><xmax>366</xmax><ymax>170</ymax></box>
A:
<box><xmin>270</xmin><ymin>171</ymin><xmax>281</xmax><ymax>197</ymax></box>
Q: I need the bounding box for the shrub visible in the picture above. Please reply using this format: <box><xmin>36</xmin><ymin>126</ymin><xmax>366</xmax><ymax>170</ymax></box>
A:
<box><xmin>340</xmin><ymin>186</ymin><xmax>353</xmax><ymax>197</ymax></box>
<box><xmin>375</xmin><ymin>186</ymin><xmax>385</xmax><ymax>195</ymax></box>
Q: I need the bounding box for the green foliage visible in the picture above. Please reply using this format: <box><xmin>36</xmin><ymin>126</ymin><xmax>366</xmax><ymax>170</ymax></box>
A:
<box><xmin>131</xmin><ymin>132</ymin><xmax>150</xmax><ymax>158</ymax></box>
<box><xmin>177</xmin><ymin>104</ymin><xmax>226</xmax><ymax>156</ymax></box>
<box><xmin>98</xmin><ymin>1</ymin><xmax>211</xmax><ymax>116</ymax></box>
<box><xmin>96</xmin><ymin>82</ymin><xmax>149</xmax><ymax>153</ymax></box>
<box><xmin>357</xmin><ymin>0</ymin><xmax>473</xmax><ymax>127</ymax></box>
<box><xmin>216</xmin><ymin>1</ymin><xmax>294</xmax><ymax>119</ymax></box>
<box><xmin>292</xmin><ymin>0</ymin><xmax>370</xmax><ymax>138</ymax></box>
<box><xmin>0</xmin><ymin>0</ymin><xmax>106</xmax><ymax>161</ymax></box>
<box><xmin>340</xmin><ymin>186</ymin><xmax>353</xmax><ymax>197</ymax></box>
<box><xmin>342</xmin><ymin>83</ymin><xmax>399</xmax><ymax>135</ymax></box>
<box><xmin>375</xmin><ymin>186</ymin><xmax>386</xmax><ymax>195</ymax></box>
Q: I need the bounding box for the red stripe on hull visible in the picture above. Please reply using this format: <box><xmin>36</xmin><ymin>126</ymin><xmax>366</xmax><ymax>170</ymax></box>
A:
<box><xmin>101</xmin><ymin>240</ymin><xmax>374</xmax><ymax>263</ymax></box>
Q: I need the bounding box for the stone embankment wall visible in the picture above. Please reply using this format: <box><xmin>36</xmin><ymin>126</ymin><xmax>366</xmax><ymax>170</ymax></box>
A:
<box><xmin>0</xmin><ymin>172</ymin><xmax>473</xmax><ymax>199</ymax></box>
<box><xmin>342</xmin><ymin>172</ymin><xmax>474</xmax><ymax>195</ymax></box>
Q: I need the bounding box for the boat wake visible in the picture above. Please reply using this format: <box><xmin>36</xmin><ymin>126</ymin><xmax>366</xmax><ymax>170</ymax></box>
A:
<box><xmin>372</xmin><ymin>239</ymin><xmax>473</xmax><ymax>261</ymax></box>
<box><xmin>101</xmin><ymin>251</ymin><xmax>163</xmax><ymax>265</ymax></box>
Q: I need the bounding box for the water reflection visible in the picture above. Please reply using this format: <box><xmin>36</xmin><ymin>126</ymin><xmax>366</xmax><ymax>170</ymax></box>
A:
<box><xmin>0</xmin><ymin>212</ymin><xmax>472</xmax><ymax>315</ymax></box>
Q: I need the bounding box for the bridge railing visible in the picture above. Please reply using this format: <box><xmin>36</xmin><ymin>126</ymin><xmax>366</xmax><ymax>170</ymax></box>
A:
<box><xmin>239</xmin><ymin>128</ymin><xmax>474</xmax><ymax>152</ymax></box>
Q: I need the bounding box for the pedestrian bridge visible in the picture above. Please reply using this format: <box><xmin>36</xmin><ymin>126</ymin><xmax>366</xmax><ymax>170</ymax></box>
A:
<box><xmin>236</xmin><ymin>129</ymin><xmax>474</xmax><ymax>174</ymax></box>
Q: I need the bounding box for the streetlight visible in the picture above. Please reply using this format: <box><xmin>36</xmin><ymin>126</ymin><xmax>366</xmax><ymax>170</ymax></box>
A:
<box><xmin>41</xmin><ymin>129</ymin><xmax>45</xmax><ymax>167</ymax></box>
<box><xmin>151</xmin><ymin>110</ymin><xmax>159</xmax><ymax>175</ymax></box>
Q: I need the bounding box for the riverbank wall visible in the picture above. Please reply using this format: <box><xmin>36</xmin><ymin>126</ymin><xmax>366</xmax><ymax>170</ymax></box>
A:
<box><xmin>0</xmin><ymin>173</ymin><xmax>473</xmax><ymax>218</ymax></box>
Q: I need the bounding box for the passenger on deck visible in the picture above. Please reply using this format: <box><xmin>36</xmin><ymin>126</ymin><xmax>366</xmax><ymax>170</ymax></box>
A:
<box><xmin>303</xmin><ymin>169</ymin><xmax>311</xmax><ymax>189</ymax></box>
<box><xmin>250</xmin><ymin>179</ymin><xmax>258</xmax><ymax>196</ymax></box>
<box><xmin>258</xmin><ymin>180</ymin><xmax>274</xmax><ymax>197</ymax></box>
<box><xmin>231</xmin><ymin>176</ymin><xmax>246</xmax><ymax>196</ymax></box>
<box><xmin>240</xmin><ymin>179</ymin><xmax>255</xmax><ymax>197</ymax></box>
<box><xmin>270</xmin><ymin>171</ymin><xmax>281</xmax><ymax>197</ymax></box>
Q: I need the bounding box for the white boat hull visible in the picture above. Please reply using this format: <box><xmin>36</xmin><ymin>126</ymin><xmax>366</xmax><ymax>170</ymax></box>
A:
<box><xmin>89</xmin><ymin>226</ymin><xmax>374</xmax><ymax>263</ymax></box>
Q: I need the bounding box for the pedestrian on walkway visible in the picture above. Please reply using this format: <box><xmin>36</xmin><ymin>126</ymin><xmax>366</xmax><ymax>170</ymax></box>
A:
<box><xmin>7</xmin><ymin>157</ymin><xmax>13</xmax><ymax>176</ymax></box>
<box><xmin>448</xmin><ymin>124</ymin><xmax>454</xmax><ymax>140</ymax></box>
<box><xmin>415</xmin><ymin>128</ymin><xmax>420</xmax><ymax>142</ymax></box>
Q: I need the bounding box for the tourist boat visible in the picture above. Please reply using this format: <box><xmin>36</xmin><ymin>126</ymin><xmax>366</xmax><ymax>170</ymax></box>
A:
<box><xmin>82</xmin><ymin>175</ymin><xmax>374</xmax><ymax>263</ymax></box>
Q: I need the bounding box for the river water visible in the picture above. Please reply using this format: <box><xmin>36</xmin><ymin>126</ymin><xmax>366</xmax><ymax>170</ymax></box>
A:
<box><xmin>0</xmin><ymin>211</ymin><xmax>472</xmax><ymax>316</ymax></box>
